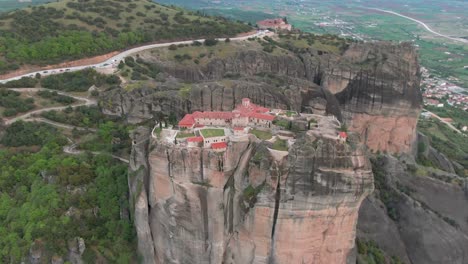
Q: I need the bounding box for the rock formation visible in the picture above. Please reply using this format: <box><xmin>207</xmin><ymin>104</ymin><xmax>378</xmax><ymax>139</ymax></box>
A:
<box><xmin>357</xmin><ymin>154</ymin><xmax>468</xmax><ymax>264</ymax></box>
<box><xmin>102</xmin><ymin>41</ymin><xmax>421</xmax><ymax>154</ymax></box>
<box><xmin>333</xmin><ymin>43</ymin><xmax>422</xmax><ymax>154</ymax></box>
<box><xmin>129</xmin><ymin>119</ymin><xmax>374</xmax><ymax>264</ymax></box>
<box><xmin>110</xmin><ymin>38</ymin><xmax>425</xmax><ymax>263</ymax></box>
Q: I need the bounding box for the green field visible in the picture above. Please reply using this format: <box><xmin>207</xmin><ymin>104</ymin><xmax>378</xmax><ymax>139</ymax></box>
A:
<box><xmin>177</xmin><ymin>132</ymin><xmax>195</xmax><ymax>138</ymax></box>
<box><xmin>250</xmin><ymin>129</ymin><xmax>272</xmax><ymax>140</ymax></box>
<box><xmin>159</xmin><ymin>0</ymin><xmax>468</xmax><ymax>88</ymax></box>
<box><xmin>200</xmin><ymin>128</ymin><xmax>224</xmax><ymax>138</ymax></box>
<box><xmin>271</xmin><ymin>138</ymin><xmax>288</xmax><ymax>151</ymax></box>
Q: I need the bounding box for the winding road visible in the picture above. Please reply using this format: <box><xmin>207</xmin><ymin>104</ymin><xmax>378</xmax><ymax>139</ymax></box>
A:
<box><xmin>369</xmin><ymin>8</ymin><xmax>468</xmax><ymax>44</ymax></box>
<box><xmin>4</xmin><ymin>88</ymin><xmax>96</xmax><ymax>125</ymax></box>
<box><xmin>2</xmin><ymin>87</ymin><xmax>130</xmax><ymax>162</ymax></box>
<box><xmin>0</xmin><ymin>30</ymin><xmax>270</xmax><ymax>84</ymax></box>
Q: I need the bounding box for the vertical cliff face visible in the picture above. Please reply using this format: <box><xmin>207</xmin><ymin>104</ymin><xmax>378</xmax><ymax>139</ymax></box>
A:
<box><xmin>330</xmin><ymin>42</ymin><xmax>422</xmax><ymax>154</ymax></box>
<box><xmin>131</xmin><ymin>122</ymin><xmax>373</xmax><ymax>264</ymax></box>
<box><xmin>357</xmin><ymin>155</ymin><xmax>468</xmax><ymax>264</ymax></box>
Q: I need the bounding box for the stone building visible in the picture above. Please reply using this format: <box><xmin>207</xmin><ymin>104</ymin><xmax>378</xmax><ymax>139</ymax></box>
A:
<box><xmin>178</xmin><ymin>98</ymin><xmax>275</xmax><ymax>129</ymax></box>
<box><xmin>257</xmin><ymin>18</ymin><xmax>292</xmax><ymax>31</ymax></box>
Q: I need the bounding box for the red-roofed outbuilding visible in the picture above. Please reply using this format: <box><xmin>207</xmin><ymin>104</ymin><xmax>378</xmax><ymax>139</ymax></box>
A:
<box><xmin>211</xmin><ymin>142</ymin><xmax>227</xmax><ymax>152</ymax></box>
<box><xmin>338</xmin><ymin>132</ymin><xmax>348</xmax><ymax>143</ymax></box>
<box><xmin>178</xmin><ymin>114</ymin><xmax>195</xmax><ymax>128</ymax></box>
<box><xmin>187</xmin><ymin>136</ymin><xmax>203</xmax><ymax>142</ymax></box>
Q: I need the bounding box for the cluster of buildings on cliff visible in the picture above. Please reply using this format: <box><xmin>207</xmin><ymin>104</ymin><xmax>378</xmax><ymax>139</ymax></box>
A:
<box><xmin>257</xmin><ymin>18</ymin><xmax>292</xmax><ymax>31</ymax></box>
<box><xmin>178</xmin><ymin>98</ymin><xmax>275</xmax><ymax>130</ymax></box>
<box><xmin>161</xmin><ymin>98</ymin><xmax>349</xmax><ymax>152</ymax></box>
<box><xmin>176</xmin><ymin>98</ymin><xmax>275</xmax><ymax>152</ymax></box>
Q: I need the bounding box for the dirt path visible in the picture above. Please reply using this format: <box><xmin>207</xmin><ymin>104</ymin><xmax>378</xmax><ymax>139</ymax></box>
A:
<box><xmin>4</xmin><ymin>88</ymin><xmax>96</xmax><ymax>125</ymax></box>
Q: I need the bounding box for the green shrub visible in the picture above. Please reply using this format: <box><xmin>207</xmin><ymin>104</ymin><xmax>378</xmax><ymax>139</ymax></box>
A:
<box><xmin>204</xmin><ymin>38</ymin><xmax>218</xmax><ymax>46</ymax></box>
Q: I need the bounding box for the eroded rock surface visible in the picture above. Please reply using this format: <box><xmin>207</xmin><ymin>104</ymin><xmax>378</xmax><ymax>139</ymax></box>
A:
<box><xmin>357</xmin><ymin>155</ymin><xmax>468</xmax><ymax>264</ymax></box>
<box><xmin>130</xmin><ymin>125</ymin><xmax>373</xmax><ymax>263</ymax></box>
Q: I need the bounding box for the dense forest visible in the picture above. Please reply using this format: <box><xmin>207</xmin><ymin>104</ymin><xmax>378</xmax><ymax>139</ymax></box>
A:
<box><xmin>0</xmin><ymin>121</ymin><xmax>136</xmax><ymax>262</ymax></box>
<box><xmin>0</xmin><ymin>0</ymin><xmax>251</xmax><ymax>74</ymax></box>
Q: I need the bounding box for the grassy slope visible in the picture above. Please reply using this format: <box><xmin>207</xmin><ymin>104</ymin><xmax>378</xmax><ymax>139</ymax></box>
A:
<box><xmin>0</xmin><ymin>0</ymin><xmax>251</xmax><ymax>73</ymax></box>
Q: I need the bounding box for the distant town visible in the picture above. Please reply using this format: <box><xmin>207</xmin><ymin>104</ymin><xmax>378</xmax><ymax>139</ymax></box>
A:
<box><xmin>421</xmin><ymin>67</ymin><xmax>468</xmax><ymax>111</ymax></box>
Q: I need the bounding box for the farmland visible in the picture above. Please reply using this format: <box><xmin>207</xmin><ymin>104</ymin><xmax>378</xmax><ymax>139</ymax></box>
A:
<box><xmin>157</xmin><ymin>0</ymin><xmax>468</xmax><ymax>89</ymax></box>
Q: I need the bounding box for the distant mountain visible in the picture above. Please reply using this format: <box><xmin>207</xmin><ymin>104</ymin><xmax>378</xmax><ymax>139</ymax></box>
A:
<box><xmin>0</xmin><ymin>0</ymin><xmax>251</xmax><ymax>74</ymax></box>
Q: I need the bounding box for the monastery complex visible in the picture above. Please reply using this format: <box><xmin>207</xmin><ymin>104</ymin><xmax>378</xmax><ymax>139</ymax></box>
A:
<box><xmin>153</xmin><ymin>98</ymin><xmax>348</xmax><ymax>153</ymax></box>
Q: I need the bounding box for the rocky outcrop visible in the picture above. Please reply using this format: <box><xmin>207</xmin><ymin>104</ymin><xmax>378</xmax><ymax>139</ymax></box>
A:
<box><xmin>417</xmin><ymin>132</ymin><xmax>456</xmax><ymax>173</ymax></box>
<box><xmin>333</xmin><ymin>43</ymin><xmax>422</xmax><ymax>154</ymax></box>
<box><xmin>357</xmin><ymin>155</ymin><xmax>468</xmax><ymax>264</ymax></box>
<box><xmin>101</xmin><ymin>76</ymin><xmax>341</xmax><ymax>124</ymax></box>
<box><xmin>103</xmin><ymin>41</ymin><xmax>421</xmax><ymax>154</ymax></box>
<box><xmin>130</xmin><ymin>124</ymin><xmax>373</xmax><ymax>263</ymax></box>
<box><xmin>27</xmin><ymin>238</ymin><xmax>85</xmax><ymax>264</ymax></box>
<box><xmin>128</xmin><ymin>127</ymin><xmax>156</xmax><ymax>264</ymax></box>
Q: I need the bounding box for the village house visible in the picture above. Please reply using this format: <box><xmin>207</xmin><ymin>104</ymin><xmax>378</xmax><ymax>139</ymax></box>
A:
<box><xmin>257</xmin><ymin>18</ymin><xmax>292</xmax><ymax>31</ymax></box>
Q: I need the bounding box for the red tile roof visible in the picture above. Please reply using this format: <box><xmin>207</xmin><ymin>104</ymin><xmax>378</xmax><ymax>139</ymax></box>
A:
<box><xmin>178</xmin><ymin>114</ymin><xmax>195</xmax><ymax>127</ymax></box>
<box><xmin>178</xmin><ymin>98</ymin><xmax>274</xmax><ymax>127</ymax></box>
<box><xmin>211</xmin><ymin>142</ymin><xmax>227</xmax><ymax>149</ymax></box>
<box><xmin>339</xmin><ymin>132</ymin><xmax>348</xmax><ymax>138</ymax></box>
<box><xmin>250</xmin><ymin>112</ymin><xmax>275</xmax><ymax>121</ymax></box>
<box><xmin>234</xmin><ymin>127</ymin><xmax>245</xmax><ymax>131</ymax></box>
<box><xmin>235</xmin><ymin>103</ymin><xmax>269</xmax><ymax>114</ymax></box>
<box><xmin>257</xmin><ymin>18</ymin><xmax>286</xmax><ymax>27</ymax></box>
<box><xmin>187</xmin><ymin>136</ymin><xmax>203</xmax><ymax>142</ymax></box>
<box><xmin>193</xmin><ymin>111</ymin><xmax>233</xmax><ymax>120</ymax></box>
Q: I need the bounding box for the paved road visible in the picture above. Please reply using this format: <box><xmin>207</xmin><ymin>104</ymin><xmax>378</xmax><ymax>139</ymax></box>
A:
<box><xmin>423</xmin><ymin>108</ymin><xmax>464</xmax><ymax>134</ymax></box>
<box><xmin>0</xmin><ymin>31</ymin><xmax>270</xmax><ymax>84</ymax></box>
<box><xmin>369</xmin><ymin>8</ymin><xmax>468</xmax><ymax>44</ymax></box>
<box><xmin>4</xmin><ymin>88</ymin><xmax>96</xmax><ymax>125</ymax></box>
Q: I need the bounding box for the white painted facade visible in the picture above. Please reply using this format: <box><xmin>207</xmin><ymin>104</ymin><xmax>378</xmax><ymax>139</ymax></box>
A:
<box><xmin>203</xmin><ymin>136</ymin><xmax>227</xmax><ymax>148</ymax></box>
